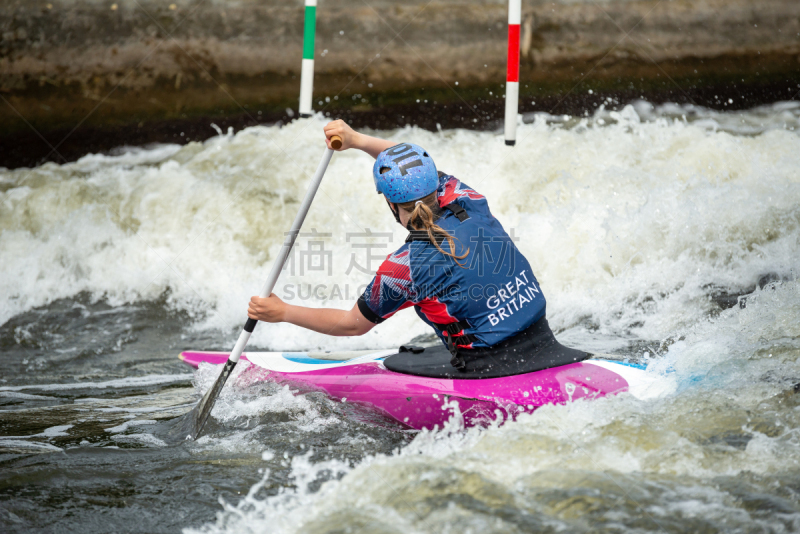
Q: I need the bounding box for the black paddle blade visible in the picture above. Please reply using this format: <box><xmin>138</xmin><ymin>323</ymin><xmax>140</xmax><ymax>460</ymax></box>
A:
<box><xmin>169</xmin><ymin>359</ymin><xmax>238</xmax><ymax>441</ymax></box>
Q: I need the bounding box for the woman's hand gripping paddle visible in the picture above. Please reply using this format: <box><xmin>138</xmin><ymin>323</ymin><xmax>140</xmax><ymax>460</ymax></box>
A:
<box><xmin>177</xmin><ymin>135</ymin><xmax>342</xmax><ymax>441</ymax></box>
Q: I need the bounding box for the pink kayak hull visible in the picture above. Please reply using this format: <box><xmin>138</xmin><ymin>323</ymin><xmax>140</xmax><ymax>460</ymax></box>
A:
<box><xmin>180</xmin><ymin>350</ymin><xmax>634</xmax><ymax>430</ymax></box>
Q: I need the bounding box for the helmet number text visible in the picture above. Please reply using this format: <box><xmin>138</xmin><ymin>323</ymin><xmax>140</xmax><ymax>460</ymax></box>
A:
<box><xmin>386</xmin><ymin>144</ymin><xmax>425</xmax><ymax>175</ymax></box>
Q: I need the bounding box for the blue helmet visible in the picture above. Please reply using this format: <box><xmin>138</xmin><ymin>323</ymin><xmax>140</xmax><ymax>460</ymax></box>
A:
<box><xmin>373</xmin><ymin>143</ymin><xmax>438</xmax><ymax>203</ymax></box>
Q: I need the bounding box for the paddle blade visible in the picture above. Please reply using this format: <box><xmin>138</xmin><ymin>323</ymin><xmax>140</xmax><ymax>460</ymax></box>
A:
<box><xmin>171</xmin><ymin>359</ymin><xmax>238</xmax><ymax>441</ymax></box>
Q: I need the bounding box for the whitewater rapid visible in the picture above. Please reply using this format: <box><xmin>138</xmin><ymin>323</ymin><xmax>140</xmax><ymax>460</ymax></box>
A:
<box><xmin>3</xmin><ymin>102</ymin><xmax>798</xmax><ymax>344</ymax></box>
<box><xmin>2</xmin><ymin>101</ymin><xmax>799</xmax><ymax>533</ymax></box>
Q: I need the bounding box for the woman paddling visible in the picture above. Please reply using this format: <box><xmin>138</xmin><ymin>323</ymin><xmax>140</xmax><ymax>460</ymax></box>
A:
<box><xmin>247</xmin><ymin>120</ymin><xmax>588</xmax><ymax>377</ymax></box>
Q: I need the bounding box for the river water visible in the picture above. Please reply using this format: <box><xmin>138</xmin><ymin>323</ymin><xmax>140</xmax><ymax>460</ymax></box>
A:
<box><xmin>1</xmin><ymin>100</ymin><xmax>800</xmax><ymax>533</ymax></box>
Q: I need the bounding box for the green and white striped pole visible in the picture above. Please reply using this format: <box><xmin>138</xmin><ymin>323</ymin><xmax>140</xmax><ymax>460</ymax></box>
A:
<box><xmin>299</xmin><ymin>0</ymin><xmax>317</xmax><ymax>117</ymax></box>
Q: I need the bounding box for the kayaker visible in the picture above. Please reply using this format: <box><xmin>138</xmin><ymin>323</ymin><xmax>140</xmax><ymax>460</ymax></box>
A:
<box><xmin>247</xmin><ymin>120</ymin><xmax>588</xmax><ymax>377</ymax></box>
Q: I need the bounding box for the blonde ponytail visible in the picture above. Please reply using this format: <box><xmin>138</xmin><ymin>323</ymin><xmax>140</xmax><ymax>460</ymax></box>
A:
<box><xmin>397</xmin><ymin>193</ymin><xmax>470</xmax><ymax>267</ymax></box>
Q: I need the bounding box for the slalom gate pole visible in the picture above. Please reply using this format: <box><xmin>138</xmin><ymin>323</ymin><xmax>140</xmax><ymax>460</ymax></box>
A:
<box><xmin>299</xmin><ymin>0</ymin><xmax>317</xmax><ymax>117</ymax></box>
<box><xmin>504</xmin><ymin>0</ymin><xmax>521</xmax><ymax>146</ymax></box>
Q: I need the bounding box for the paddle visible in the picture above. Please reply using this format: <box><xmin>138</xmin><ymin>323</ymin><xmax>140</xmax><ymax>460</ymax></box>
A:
<box><xmin>181</xmin><ymin>135</ymin><xmax>342</xmax><ymax>440</ymax></box>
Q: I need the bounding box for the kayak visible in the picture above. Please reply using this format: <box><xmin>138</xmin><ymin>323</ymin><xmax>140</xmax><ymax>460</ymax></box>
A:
<box><xmin>179</xmin><ymin>348</ymin><xmax>651</xmax><ymax>430</ymax></box>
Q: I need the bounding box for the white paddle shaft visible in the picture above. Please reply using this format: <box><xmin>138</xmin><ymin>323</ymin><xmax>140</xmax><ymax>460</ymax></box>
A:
<box><xmin>229</xmin><ymin>147</ymin><xmax>335</xmax><ymax>363</ymax></box>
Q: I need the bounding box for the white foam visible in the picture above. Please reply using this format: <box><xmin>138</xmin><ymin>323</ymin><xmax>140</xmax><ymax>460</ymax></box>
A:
<box><xmin>0</xmin><ymin>374</ymin><xmax>192</xmax><ymax>392</ymax></box>
<box><xmin>41</xmin><ymin>424</ymin><xmax>73</xmax><ymax>437</ymax></box>
<box><xmin>0</xmin><ymin>424</ymin><xmax>73</xmax><ymax>439</ymax></box>
<box><xmin>0</xmin><ymin>440</ymin><xmax>63</xmax><ymax>452</ymax></box>
<box><xmin>3</xmin><ymin>107</ymin><xmax>798</xmax><ymax>352</ymax></box>
<box><xmin>104</xmin><ymin>419</ymin><xmax>157</xmax><ymax>433</ymax></box>
<box><xmin>0</xmin><ymin>391</ymin><xmax>60</xmax><ymax>400</ymax></box>
<box><xmin>191</xmin><ymin>361</ymin><xmax>345</xmax><ymax>434</ymax></box>
<box><xmin>73</xmin><ymin>144</ymin><xmax>182</xmax><ymax>171</ymax></box>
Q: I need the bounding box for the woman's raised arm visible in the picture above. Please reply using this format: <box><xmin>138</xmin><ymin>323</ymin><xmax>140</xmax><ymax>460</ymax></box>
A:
<box><xmin>324</xmin><ymin>120</ymin><xmax>396</xmax><ymax>158</ymax></box>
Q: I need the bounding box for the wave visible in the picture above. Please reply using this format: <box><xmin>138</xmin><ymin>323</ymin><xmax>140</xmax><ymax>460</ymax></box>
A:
<box><xmin>1</xmin><ymin>103</ymin><xmax>798</xmax><ymax>354</ymax></box>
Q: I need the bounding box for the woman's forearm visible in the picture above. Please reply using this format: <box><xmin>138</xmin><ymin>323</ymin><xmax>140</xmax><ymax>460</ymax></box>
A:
<box><xmin>323</xmin><ymin>120</ymin><xmax>395</xmax><ymax>159</ymax></box>
<box><xmin>282</xmin><ymin>304</ymin><xmax>372</xmax><ymax>336</ymax></box>
<box><xmin>354</xmin><ymin>133</ymin><xmax>397</xmax><ymax>159</ymax></box>
<box><xmin>247</xmin><ymin>295</ymin><xmax>375</xmax><ymax>336</ymax></box>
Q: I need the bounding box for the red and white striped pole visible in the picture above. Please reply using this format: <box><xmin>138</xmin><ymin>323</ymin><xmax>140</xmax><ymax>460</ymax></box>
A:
<box><xmin>504</xmin><ymin>0</ymin><xmax>521</xmax><ymax>146</ymax></box>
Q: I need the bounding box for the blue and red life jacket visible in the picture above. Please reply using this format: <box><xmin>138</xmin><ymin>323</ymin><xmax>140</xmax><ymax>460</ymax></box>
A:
<box><xmin>357</xmin><ymin>173</ymin><xmax>547</xmax><ymax>364</ymax></box>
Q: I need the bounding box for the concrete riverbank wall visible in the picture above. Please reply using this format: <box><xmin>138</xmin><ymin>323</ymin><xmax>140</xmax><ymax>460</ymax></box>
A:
<box><xmin>1</xmin><ymin>0</ymin><xmax>799</xmax><ymax>167</ymax></box>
